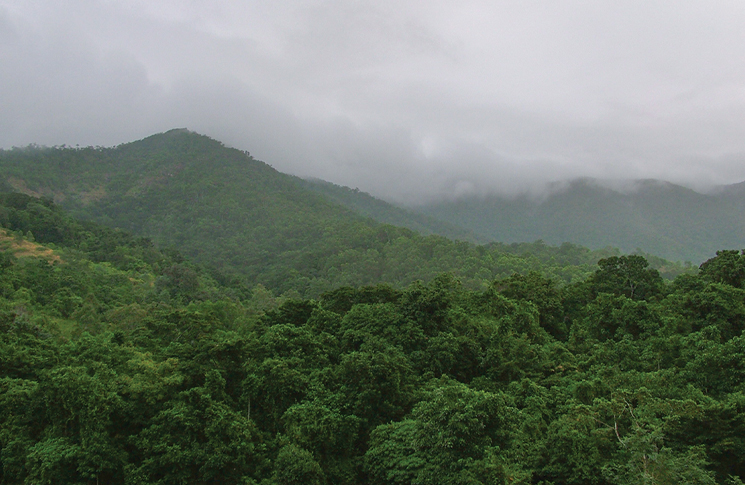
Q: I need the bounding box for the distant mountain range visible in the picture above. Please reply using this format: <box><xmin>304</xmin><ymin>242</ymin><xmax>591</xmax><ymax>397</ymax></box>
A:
<box><xmin>413</xmin><ymin>178</ymin><xmax>745</xmax><ymax>263</ymax></box>
<box><xmin>274</xmin><ymin>169</ymin><xmax>745</xmax><ymax>265</ymax></box>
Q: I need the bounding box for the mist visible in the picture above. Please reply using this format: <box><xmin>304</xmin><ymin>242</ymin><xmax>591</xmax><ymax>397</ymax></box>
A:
<box><xmin>2</xmin><ymin>1</ymin><xmax>745</xmax><ymax>204</ymax></box>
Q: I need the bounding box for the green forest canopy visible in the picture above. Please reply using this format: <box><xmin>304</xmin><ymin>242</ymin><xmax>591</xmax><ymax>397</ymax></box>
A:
<box><xmin>1</xmin><ymin>194</ymin><xmax>744</xmax><ymax>484</ymax></box>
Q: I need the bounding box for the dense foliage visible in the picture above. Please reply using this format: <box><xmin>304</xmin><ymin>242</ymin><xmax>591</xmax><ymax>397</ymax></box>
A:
<box><xmin>0</xmin><ymin>196</ymin><xmax>743</xmax><ymax>484</ymax></box>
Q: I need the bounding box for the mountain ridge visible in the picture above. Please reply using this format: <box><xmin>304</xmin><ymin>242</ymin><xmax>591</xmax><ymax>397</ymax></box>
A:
<box><xmin>3</xmin><ymin>130</ymin><xmax>741</xmax><ymax>264</ymax></box>
<box><xmin>0</xmin><ymin>129</ymin><xmax>626</xmax><ymax>295</ymax></box>
<box><xmin>414</xmin><ymin>176</ymin><xmax>745</xmax><ymax>263</ymax></box>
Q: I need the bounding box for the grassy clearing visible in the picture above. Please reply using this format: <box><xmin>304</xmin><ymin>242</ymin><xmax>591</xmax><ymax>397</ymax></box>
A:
<box><xmin>0</xmin><ymin>230</ymin><xmax>62</xmax><ymax>263</ymax></box>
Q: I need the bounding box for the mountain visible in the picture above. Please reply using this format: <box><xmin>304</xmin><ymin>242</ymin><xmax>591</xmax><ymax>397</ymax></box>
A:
<box><xmin>0</xmin><ymin>130</ymin><xmax>620</xmax><ymax>295</ymax></box>
<box><xmin>415</xmin><ymin>178</ymin><xmax>745</xmax><ymax>263</ymax></box>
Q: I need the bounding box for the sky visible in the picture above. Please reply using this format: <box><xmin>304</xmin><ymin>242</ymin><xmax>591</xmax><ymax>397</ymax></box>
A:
<box><xmin>2</xmin><ymin>1</ymin><xmax>745</xmax><ymax>204</ymax></box>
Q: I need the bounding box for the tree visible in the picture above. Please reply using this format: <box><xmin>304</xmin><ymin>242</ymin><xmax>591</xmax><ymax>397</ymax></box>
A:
<box><xmin>590</xmin><ymin>255</ymin><xmax>664</xmax><ymax>300</ymax></box>
<box><xmin>699</xmin><ymin>250</ymin><xmax>745</xmax><ymax>288</ymax></box>
<box><xmin>365</xmin><ymin>378</ymin><xmax>511</xmax><ymax>485</ymax></box>
<box><xmin>497</xmin><ymin>271</ymin><xmax>566</xmax><ymax>339</ymax></box>
<box><xmin>273</xmin><ymin>443</ymin><xmax>326</xmax><ymax>485</ymax></box>
<box><xmin>130</xmin><ymin>370</ymin><xmax>259</xmax><ymax>484</ymax></box>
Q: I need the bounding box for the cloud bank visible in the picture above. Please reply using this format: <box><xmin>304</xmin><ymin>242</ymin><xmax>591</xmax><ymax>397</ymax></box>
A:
<box><xmin>2</xmin><ymin>1</ymin><xmax>745</xmax><ymax>203</ymax></box>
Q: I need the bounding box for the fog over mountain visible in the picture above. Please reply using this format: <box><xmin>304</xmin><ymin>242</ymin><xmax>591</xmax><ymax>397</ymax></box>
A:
<box><xmin>2</xmin><ymin>1</ymin><xmax>745</xmax><ymax>203</ymax></box>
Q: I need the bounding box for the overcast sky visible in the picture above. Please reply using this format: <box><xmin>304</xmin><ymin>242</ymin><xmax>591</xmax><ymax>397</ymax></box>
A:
<box><xmin>2</xmin><ymin>1</ymin><xmax>745</xmax><ymax>203</ymax></box>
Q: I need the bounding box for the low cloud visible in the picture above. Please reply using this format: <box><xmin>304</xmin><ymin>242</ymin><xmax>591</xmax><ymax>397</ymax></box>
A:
<box><xmin>2</xmin><ymin>1</ymin><xmax>745</xmax><ymax>203</ymax></box>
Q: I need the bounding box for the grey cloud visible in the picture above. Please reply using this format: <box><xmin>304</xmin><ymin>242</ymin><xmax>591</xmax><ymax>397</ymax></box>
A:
<box><xmin>2</xmin><ymin>0</ymin><xmax>745</xmax><ymax>203</ymax></box>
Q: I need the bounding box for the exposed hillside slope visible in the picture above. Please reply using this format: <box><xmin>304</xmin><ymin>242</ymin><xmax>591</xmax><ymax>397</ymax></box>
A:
<box><xmin>416</xmin><ymin>178</ymin><xmax>745</xmax><ymax>263</ymax></box>
<box><xmin>0</xmin><ymin>130</ymin><xmax>627</xmax><ymax>295</ymax></box>
<box><xmin>0</xmin><ymin>192</ymin><xmax>251</xmax><ymax>338</ymax></box>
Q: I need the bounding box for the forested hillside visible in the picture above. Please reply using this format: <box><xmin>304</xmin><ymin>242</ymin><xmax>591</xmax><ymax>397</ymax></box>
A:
<box><xmin>3</xmin><ymin>130</ymin><xmax>735</xmax><ymax>271</ymax></box>
<box><xmin>1</xmin><ymin>195</ymin><xmax>745</xmax><ymax>484</ymax></box>
<box><xmin>0</xmin><ymin>130</ymin><xmax>663</xmax><ymax>296</ymax></box>
<box><xmin>416</xmin><ymin>178</ymin><xmax>745</xmax><ymax>264</ymax></box>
